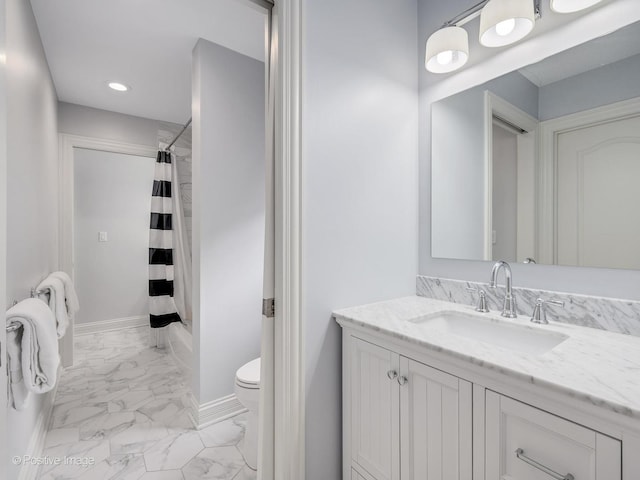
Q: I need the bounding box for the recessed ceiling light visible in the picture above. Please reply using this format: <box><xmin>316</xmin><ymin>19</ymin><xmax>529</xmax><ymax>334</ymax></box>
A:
<box><xmin>108</xmin><ymin>82</ymin><xmax>129</xmax><ymax>92</ymax></box>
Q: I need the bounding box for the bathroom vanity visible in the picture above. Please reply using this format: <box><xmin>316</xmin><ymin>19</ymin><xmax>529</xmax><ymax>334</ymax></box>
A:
<box><xmin>334</xmin><ymin>296</ymin><xmax>640</xmax><ymax>480</ymax></box>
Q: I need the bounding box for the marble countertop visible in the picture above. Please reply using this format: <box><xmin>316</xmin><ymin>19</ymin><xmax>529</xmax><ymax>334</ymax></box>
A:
<box><xmin>333</xmin><ymin>296</ymin><xmax>640</xmax><ymax>420</ymax></box>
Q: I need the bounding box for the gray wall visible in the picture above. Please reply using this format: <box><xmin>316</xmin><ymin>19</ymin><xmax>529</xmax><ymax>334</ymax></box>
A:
<box><xmin>73</xmin><ymin>148</ymin><xmax>155</xmax><ymax>324</ymax></box>
<box><xmin>302</xmin><ymin>0</ymin><xmax>419</xmax><ymax>478</ymax></box>
<box><xmin>58</xmin><ymin>102</ymin><xmax>180</xmax><ymax>148</ymax></box>
<box><xmin>539</xmin><ymin>53</ymin><xmax>640</xmax><ymax>121</ymax></box>
<box><xmin>5</xmin><ymin>0</ymin><xmax>59</xmax><ymax>477</ymax></box>
<box><xmin>419</xmin><ymin>0</ymin><xmax>640</xmax><ymax>300</ymax></box>
<box><xmin>192</xmin><ymin>39</ymin><xmax>265</xmax><ymax>404</ymax></box>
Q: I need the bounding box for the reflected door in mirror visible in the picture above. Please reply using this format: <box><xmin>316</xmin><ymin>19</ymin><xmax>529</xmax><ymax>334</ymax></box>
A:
<box><xmin>556</xmin><ymin>114</ymin><xmax>640</xmax><ymax>269</ymax></box>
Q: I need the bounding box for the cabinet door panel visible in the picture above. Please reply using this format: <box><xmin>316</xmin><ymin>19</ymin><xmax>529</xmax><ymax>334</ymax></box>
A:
<box><xmin>400</xmin><ymin>357</ymin><xmax>473</xmax><ymax>480</ymax></box>
<box><xmin>351</xmin><ymin>338</ymin><xmax>400</xmax><ymax>480</ymax></box>
<box><xmin>486</xmin><ymin>391</ymin><xmax>621</xmax><ymax>480</ymax></box>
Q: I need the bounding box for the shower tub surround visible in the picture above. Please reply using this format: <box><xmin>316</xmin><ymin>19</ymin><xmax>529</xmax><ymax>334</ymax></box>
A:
<box><xmin>417</xmin><ymin>275</ymin><xmax>640</xmax><ymax>336</ymax></box>
<box><xmin>158</xmin><ymin>128</ymin><xmax>193</xmax><ymax>265</ymax></box>
<box><xmin>159</xmin><ymin>127</ymin><xmax>193</xmax><ymax>345</ymax></box>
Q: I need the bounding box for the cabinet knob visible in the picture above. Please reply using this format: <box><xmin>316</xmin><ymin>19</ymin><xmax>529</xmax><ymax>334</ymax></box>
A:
<box><xmin>397</xmin><ymin>375</ymin><xmax>408</xmax><ymax>386</ymax></box>
<box><xmin>386</xmin><ymin>370</ymin><xmax>398</xmax><ymax>380</ymax></box>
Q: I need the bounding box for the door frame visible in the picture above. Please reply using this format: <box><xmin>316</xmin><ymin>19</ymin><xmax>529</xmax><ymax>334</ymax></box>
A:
<box><xmin>273</xmin><ymin>0</ymin><xmax>305</xmax><ymax>478</ymax></box>
<box><xmin>0</xmin><ymin>0</ymin><xmax>7</xmax><ymax>467</ymax></box>
<box><xmin>538</xmin><ymin>95</ymin><xmax>640</xmax><ymax>264</ymax></box>
<box><xmin>58</xmin><ymin>1</ymin><xmax>307</xmax><ymax>476</ymax></box>
<box><xmin>483</xmin><ymin>91</ymin><xmax>539</xmax><ymax>261</ymax></box>
<box><xmin>241</xmin><ymin>0</ymin><xmax>305</xmax><ymax>477</ymax></box>
<box><xmin>58</xmin><ymin>134</ymin><xmax>157</xmax><ymax>367</ymax></box>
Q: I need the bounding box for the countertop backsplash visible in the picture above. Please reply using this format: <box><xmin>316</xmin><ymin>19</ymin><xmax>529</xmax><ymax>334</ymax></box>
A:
<box><xmin>417</xmin><ymin>275</ymin><xmax>640</xmax><ymax>337</ymax></box>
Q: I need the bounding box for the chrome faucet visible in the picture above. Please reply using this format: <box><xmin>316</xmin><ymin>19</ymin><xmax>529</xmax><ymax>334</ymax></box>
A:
<box><xmin>489</xmin><ymin>260</ymin><xmax>517</xmax><ymax>318</ymax></box>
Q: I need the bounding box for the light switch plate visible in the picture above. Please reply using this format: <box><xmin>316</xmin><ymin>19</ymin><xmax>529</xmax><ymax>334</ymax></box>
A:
<box><xmin>99</xmin><ymin>231</ymin><xmax>108</xmax><ymax>242</ymax></box>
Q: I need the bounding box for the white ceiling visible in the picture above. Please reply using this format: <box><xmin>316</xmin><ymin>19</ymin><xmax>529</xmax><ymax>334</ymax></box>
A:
<box><xmin>30</xmin><ymin>0</ymin><xmax>267</xmax><ymax>124</ymax></box>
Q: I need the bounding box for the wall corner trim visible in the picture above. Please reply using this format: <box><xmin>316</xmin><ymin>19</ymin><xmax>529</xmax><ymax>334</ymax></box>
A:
<box><xmin>187</xmin><ymin>393</ymin><xmax>247</xmax><ymax>430</ymax></box>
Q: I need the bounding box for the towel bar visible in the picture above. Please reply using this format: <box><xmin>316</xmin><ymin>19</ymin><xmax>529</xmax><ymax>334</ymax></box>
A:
<box><xmin>30</xmin><ymin>288</ymin><xmax>46</xmax><ymax>298</ymax></box>
<box><xmin>6</xmin><ymin>323</ymin><xmax>21</xmax><ymax>332</ymax></box>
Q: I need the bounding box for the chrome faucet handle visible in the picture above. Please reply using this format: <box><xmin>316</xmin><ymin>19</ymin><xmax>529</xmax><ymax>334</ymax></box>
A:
<box><xmin>531</xmin><ymin>298</ymin><xmax>565</xmax><ymax>325</ymax></box>
<box><xmin>466</xmin><ymin>287</ymin><xmax>490</xmax><ymax>313</ymax></box>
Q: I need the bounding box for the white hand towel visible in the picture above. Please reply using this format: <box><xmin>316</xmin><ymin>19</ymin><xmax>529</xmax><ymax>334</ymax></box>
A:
<box><xmin>49</xmin><ymin>271</ymin><xmax>80</xmax><ymax>314</ymax></box>
<box><xmin>37</xmin><ymin>276</ymin><xmax>69</xmax><ymax>338</ymax></box>
<box><xmin>6</xmin><ymin>298</ymin><xmax>60</xmax><ymax>410</ymax></box>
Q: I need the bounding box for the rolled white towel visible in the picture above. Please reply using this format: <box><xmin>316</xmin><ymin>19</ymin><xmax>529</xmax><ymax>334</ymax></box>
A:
<box><xmin>6</xmin><ymin>298</ymin><xmax>60</xmax><ymax>410</ymax></box>
<box><xmin>49</xmin><ymin>271</ymin><xmax>80</xmax><ymax>314</ymax></box>
<box><xmin>37</xmin><ymin>276</ymin><xmax>69</xmax><ymax>338</ymax></box>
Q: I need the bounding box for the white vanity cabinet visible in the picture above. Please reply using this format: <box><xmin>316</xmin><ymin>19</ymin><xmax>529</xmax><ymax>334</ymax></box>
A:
<box><xmin>348</xmin><ymin>336</ymin><xmax>473</xmax><ymax>480</ymax></box>
<box><xmin>343</xmin><ymin>330</ymin><xmax>625</xmax><ymax>480</ymax></box>
<box><xmin>349</xmin><ymin>338</ymin><xmax>399</xmax><ymax>480</ymax></box>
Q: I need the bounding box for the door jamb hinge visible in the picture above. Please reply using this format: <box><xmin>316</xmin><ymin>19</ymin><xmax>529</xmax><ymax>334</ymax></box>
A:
<box><xmin>262</xmin><ymin>298</ymin><xmax>275</xmax><ymax>318</ymax></box>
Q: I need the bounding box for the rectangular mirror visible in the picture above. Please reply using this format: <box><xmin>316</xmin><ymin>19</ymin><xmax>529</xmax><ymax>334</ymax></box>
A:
<box><xmin>431</xmin><ymin>21</ymin><xmax>640</xmax><ymax>269</ymax></box>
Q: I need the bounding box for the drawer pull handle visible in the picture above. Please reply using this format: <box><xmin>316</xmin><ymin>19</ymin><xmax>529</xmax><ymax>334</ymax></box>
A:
<box><xmin>515</xmin><ymin>448</ymin><xmax>574</xmax><ymax>480</ymax></box>
<box><xmin>386</xmin><ymin>370</ymin><xmax>398</xmax><ymax>380</ymax></box>
<box><xmin>397</xmin><ymin>375</ymin><xmax>408</xmax><ymax>386</ymax></box>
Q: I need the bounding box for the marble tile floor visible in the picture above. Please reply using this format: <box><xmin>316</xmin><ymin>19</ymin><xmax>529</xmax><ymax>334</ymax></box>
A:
<box><xmin>38</xmin><ymin>326</ymin><xmax>255</xmax><ymax>480</ymax></box>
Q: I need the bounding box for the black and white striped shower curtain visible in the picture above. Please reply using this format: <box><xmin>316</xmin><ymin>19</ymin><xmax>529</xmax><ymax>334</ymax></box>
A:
<box><xmin>148</xmin><ymin>150</ymin><xmax>182</xmax><ymax>328</ymax></box>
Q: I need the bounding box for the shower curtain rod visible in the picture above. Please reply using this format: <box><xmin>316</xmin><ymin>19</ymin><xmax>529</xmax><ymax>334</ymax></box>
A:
<box><xmin>165</xmin><ymin>117</ymin><xmax>192</xmax><ymax>151</ymax></box>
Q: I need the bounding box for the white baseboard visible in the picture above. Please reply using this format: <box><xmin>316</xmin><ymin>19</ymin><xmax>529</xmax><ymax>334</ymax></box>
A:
<box><xmin>75</xmin><ymin>315</ymin><xmax>147</xmax><ymax>335</ymax></box>
<box><xmin>18</xmin><ymin>366</ymin><xmax>60</xmax><ymax>480</ymax></box>
<box><xmin>187</xmin><ymin>393</ymin><xmax>247</xmax><ymax>430</ymax></box>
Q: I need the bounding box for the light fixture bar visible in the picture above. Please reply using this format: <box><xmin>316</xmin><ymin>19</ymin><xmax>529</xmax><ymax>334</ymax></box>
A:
<box><xmin>443</xmin><ymin>0</ymin><xmax>541</xmax><ymax>28</ymax></box>
<box><xmin>443</xmin><ymin>0</ymin><xmax>488</xmax><ymax>27</ymax></box>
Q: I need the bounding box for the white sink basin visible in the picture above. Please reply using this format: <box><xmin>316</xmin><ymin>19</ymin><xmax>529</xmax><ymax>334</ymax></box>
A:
<box><xmin>408</xmin><ymin>310</ymin><xmax>568</xmax><ymax>356</ymax></box>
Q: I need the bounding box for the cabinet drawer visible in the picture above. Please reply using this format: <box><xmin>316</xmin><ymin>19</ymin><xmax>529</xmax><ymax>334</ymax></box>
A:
<box><xmin>486</xmin><ymin>392</ymin><xmax>621</xmax><ymax>480</ymax></box>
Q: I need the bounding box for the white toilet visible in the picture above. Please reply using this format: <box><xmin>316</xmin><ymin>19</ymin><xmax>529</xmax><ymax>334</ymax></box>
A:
<box><xmin>235</xmin><ymin>357</ymin><xmax>261</xmax><ymax>470</ymax></box>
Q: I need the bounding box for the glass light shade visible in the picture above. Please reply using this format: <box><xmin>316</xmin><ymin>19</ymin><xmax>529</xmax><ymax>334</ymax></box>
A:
<box><xmin>479</xmin><ymin>0</ymin><xmax>535</xmax><ymax>47</ymax></box>
<box><xmin>425</xmin><ymin>26</ymin><xmax>469</xmax><ymax>74</ymax></box>
<box><xmin>550</xmin><ymin>0</ymin><xmax>602</xmax><ymax>13</ymax></box>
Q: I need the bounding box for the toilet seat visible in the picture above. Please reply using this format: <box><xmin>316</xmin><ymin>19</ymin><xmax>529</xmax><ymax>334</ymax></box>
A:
<box><xmin>236</xmin><ymin>379</ymin><xmax>259</xmax><ymax>390</ymax></box>
<box><xmin>235</xmin><ymin>358</ymin><xmax>260</xmax><ymax>389</ymax></box>
<box><xmin>235</xmin><ymin>357</ymin><xmax>261</xmax><ymax>470</ymax></box>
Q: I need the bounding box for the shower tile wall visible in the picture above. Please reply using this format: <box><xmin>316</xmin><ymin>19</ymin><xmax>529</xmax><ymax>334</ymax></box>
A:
<box><xmin>159</xmin><ymin>128</ymin><xmax>193</xmax><ymax>248</ymax></box>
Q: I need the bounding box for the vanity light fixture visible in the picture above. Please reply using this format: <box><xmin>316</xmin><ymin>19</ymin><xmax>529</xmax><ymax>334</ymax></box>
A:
<box><xmin>479</xmin><ymin>0</ymin><xmax>536</xmax><ymax>47</ymax></box>
<box><xmin>425</xmin><ymin>0</ymin><xmax>542</xmax><ymax>73</ymax></box>
<box><xmin>550</xmin><ymin>0</ymin><xmax>602</xmax><ymax>13</ymax></box>
<box><xmin>108</xmin><ymin>81</ymin><xmax>129</xmax><ymax>92</ymax></box>
<box><xmin>425</xmin><ymin>26</ymin><xmax>469</xmax><ymax>73</ymax></box>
